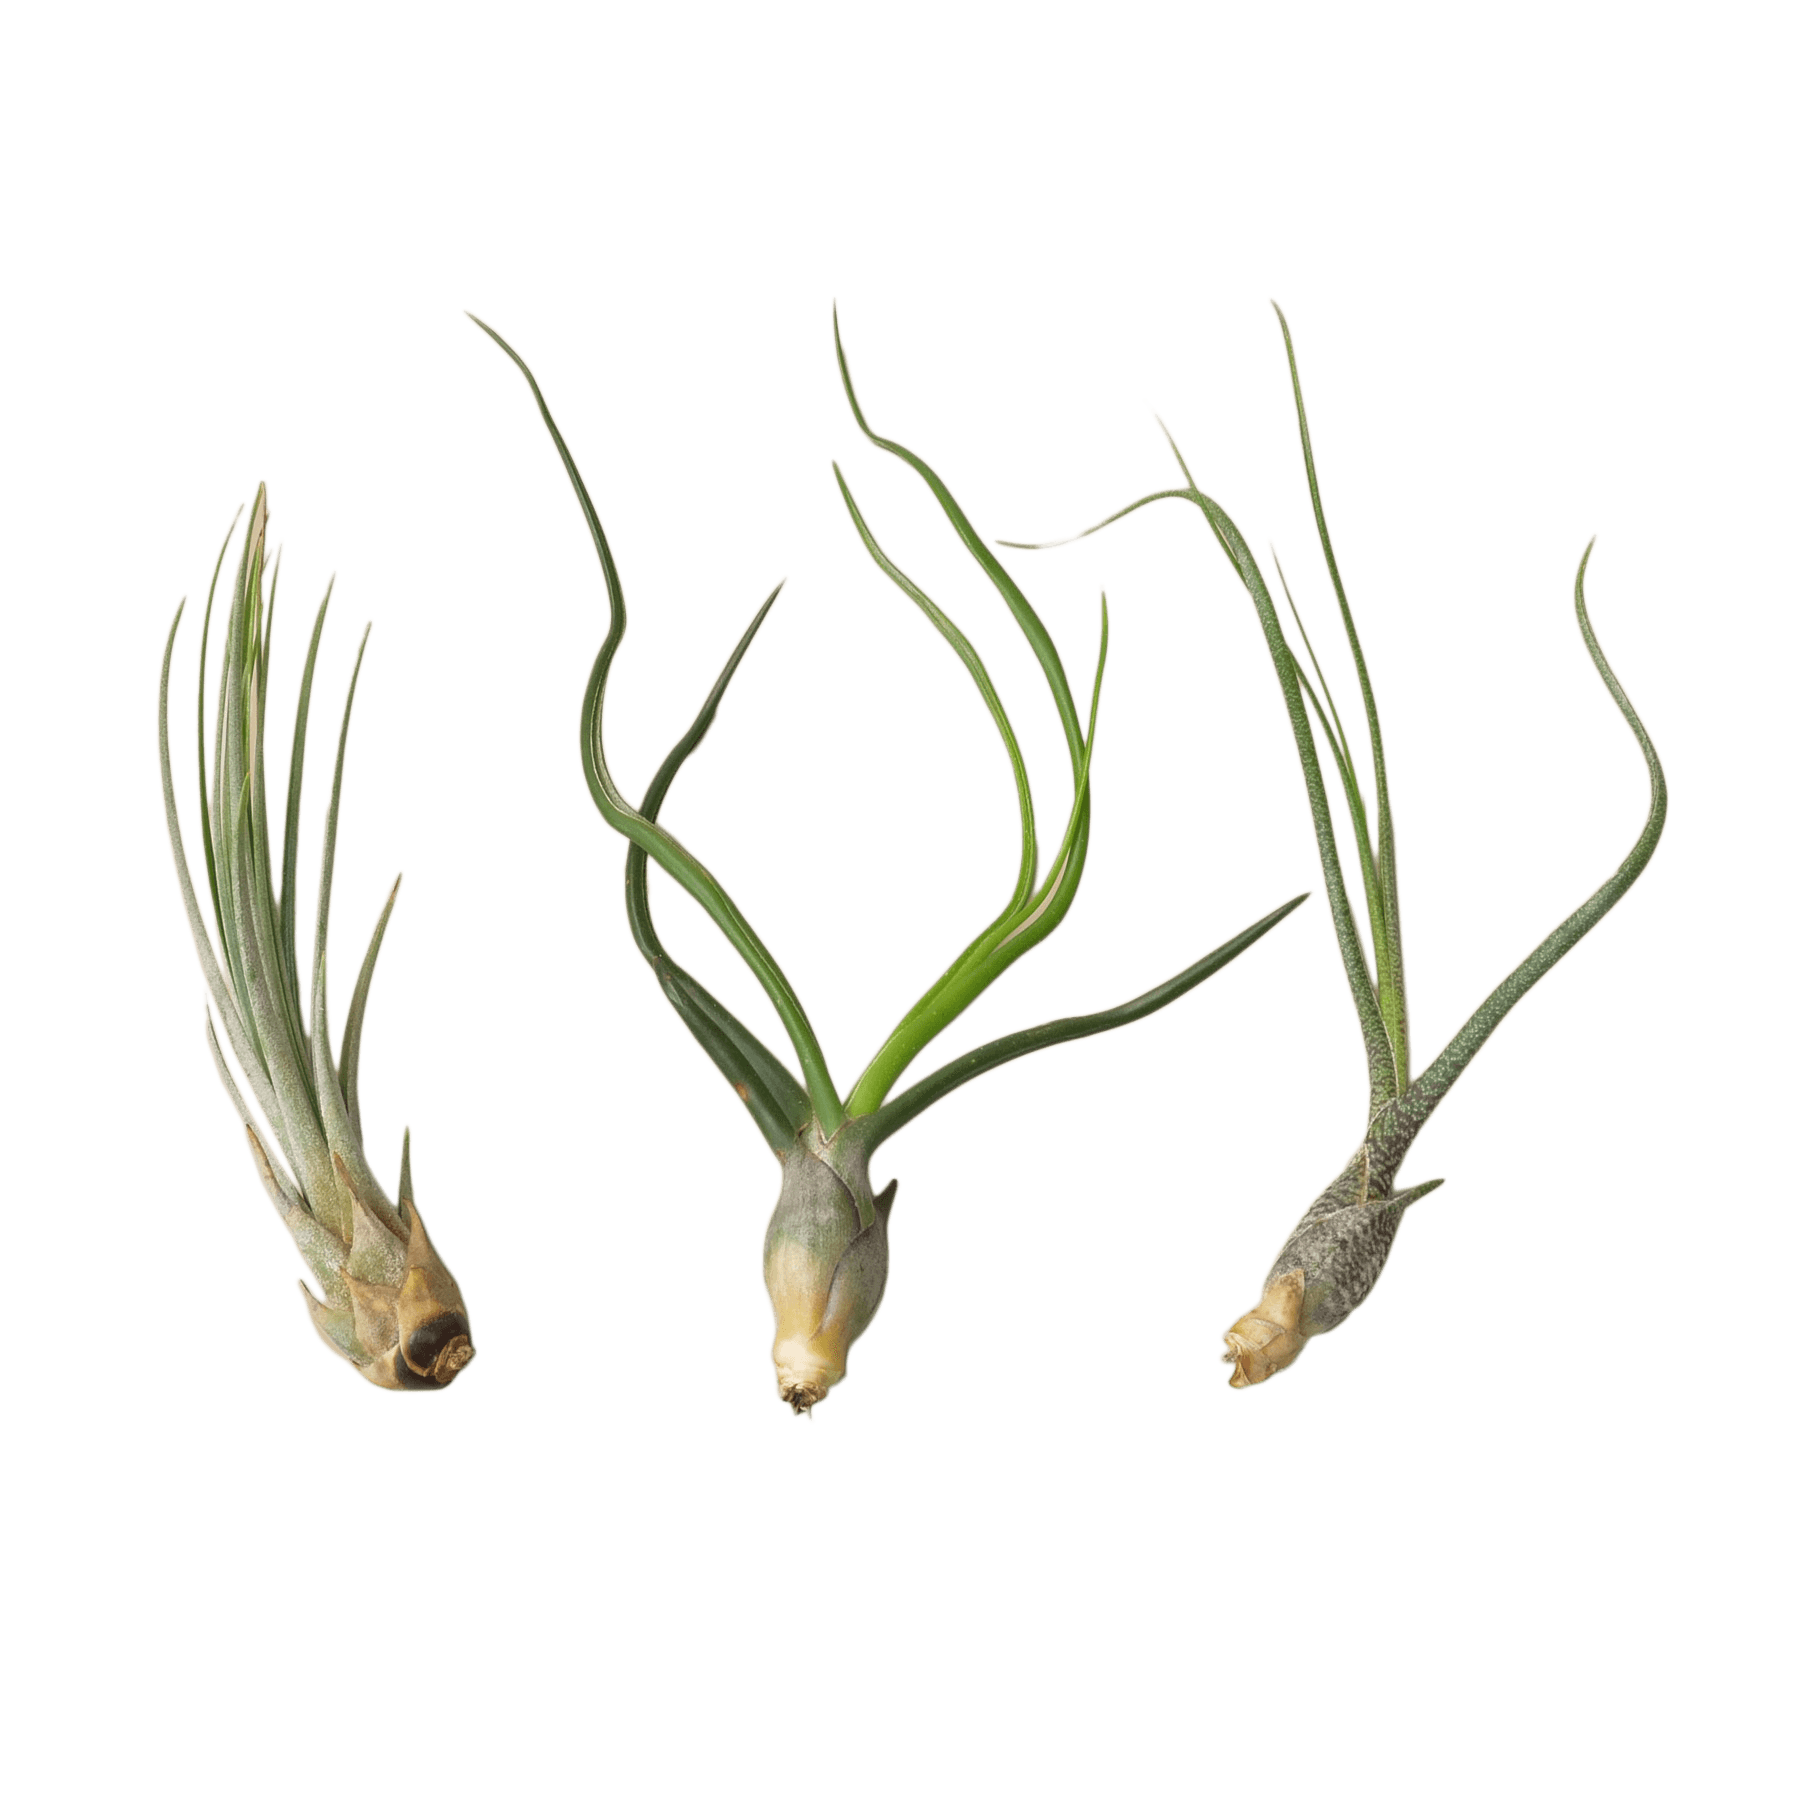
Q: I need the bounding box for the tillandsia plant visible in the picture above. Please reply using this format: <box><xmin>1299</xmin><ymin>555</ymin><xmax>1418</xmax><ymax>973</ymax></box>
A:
<box><xmin>473</xmin><ymin>311</ymin><xmax>1307</xmax><ymax>1411</ymax></box>
<box><xmin>1005</xmin><ymin>306</ymin><xmax>1666</xmax><ymax>1386</ymax></box>
<box><xmin>158</xmin><ymin>487</ymin><xmax>474</xmax><ymax>1389</ymax></box>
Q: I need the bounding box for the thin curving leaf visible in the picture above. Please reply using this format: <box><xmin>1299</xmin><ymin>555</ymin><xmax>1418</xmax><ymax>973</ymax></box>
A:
<box><xmin>929</xmin><ymin>634</ymin><xmax>1103</xmax><ymax>968</ymax></box>
<box><xmin>1396</xmin><ymin>544</ymin><xmax>1666</xmax><ymax>1131</ymax></box>
<box><xmin>835</xmin><ymin>308</ymin><xmax>1086</xmax><ymax>766</ymax></box>
<box><xmin>1274</xmin><ymin>303</ymin><xmax>1409</xmax><ymax>1085</ymax></box>
<box><xmin>834</xmin><ymin>462</ymin><xmax>1037</xmax><ymax>917</ymax></box>
<box><xmin>195</xmin><ymin>509</ymin><xmax>239</xmax><ymax>962</ymax></box>
<box><xmin>995</xmin><ymin>487</ymin><xmax>1194</xmax><ymax>553</ymax></box>
<box><xmin>1274</xmin><ymin>551</ymin><xmax>1364</xmax><ymax>829</ymax></box>
<box><xmin>472</xmin><ymin>313</ymin><xmax>844</xmax><ymax>1137</ymax></box>
<box><xmin>245</xmin><ymin>585</ymin><xmax>318</xmax><ymax>1119</ymax></box>
<box><xmin>835</xmin><ymin>316</ymin><xmax>1126</xmax><ymax>1115</ymax></box>
<box><xmin>161</xmin><ymin>601</ymin><xmax>285</xmax><ymax>1141</ymax></box>
<box><xmin>308</xmin><ymin>623</ymin><xmax>370</xmax><ymax>1075</ymax></box>
<box><xmin>220</xmin><ymin>499</ymin><xmax>337</xmax><ymax>1188</ymax></box>
<box><xmin>1080</xmin><ymin>583</ymin><xmax>1108</xmax><ymax>752</ymax></box>
<box><xmin>253</xmin><ymin>525</ymin><xmax>288</xmax><ymax>936</ymax></box>
<box><xmin>204</xmin><ymin>1009</ymin><xmax>303</xmax><ymax>1212</ymax></box>
<box><xmin>1182</xmin><ymin>489</ymin><xmax>1399</xmax><ymax>1110</ymax></box>
<box><xmin>339</xmin><ymin>874</ymin><xmax>400</xmax><ymax>1144</ymax></box>
<box><xmin>864</xmin><ymin>893</ymin><xmax>1309</xmax><ymax>1149</ymax></box>
<box><xmin>306</xmin><ymin>624</ymin><xmax>405</xmax><ymax>1241</ymax></box>
<box><xmin>626</xmin><ymin>588</ymin><xmax>812</xmax><ymax>1155</ymax></box>
<box><xmin>842</xmin><ymin>593</ymin><xmax>1110</xmax><ymax>1117</ymax></box>
<box><xmin>642</xmin><ymin>963</ymin><xmax>812</xmax><ymax>1155</ymax></box>
<box><xmin>212</xmin><ymin>499</ymin><xmax>262</xmax><ymax>1057</ymax></box>
<box><xmin>832</xmin><ymin>456</ymin><xmax>1077</xmax><ymax>1111</ymax></box>
<box><xmin>995</xmin><ymin>594</ymin><xmax>1108</xmax><ymax>955</ymax></box>
<box><xmin>1007</xmin><ymin>471</ymin><xmax>1399</xmax><ymax>1109</ymax></box>
<box><xmin>1280</xmin><ymin>557</ymin><xmax>1387</xmax><ymax>982</ymax></box>
<box><xmin>280</xmin><ymin>586</ymin><xmax>334</xmax><ymax>1047</ymax></box>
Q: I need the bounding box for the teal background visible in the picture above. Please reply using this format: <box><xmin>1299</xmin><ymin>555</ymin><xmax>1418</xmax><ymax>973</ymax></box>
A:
<box><xmin>2</xmin><ymin>4</ymin><xmax>1786</xmax><ymax>1795</ymax></box>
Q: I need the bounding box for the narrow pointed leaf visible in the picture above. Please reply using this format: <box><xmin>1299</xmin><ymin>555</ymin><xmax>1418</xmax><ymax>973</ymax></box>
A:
<box><xmin>1391</xmin><ymin>1178</ymin><xmax>1444</xmax><ymax>1210</ymax></box>
<box><xmin>1275</xmin><ymin>552</ymin><xmax>1366</xmax><ymax>836</ymax></box>
<box><xmin>1397</xmin><ymin>546</ymin><xmax>1665</xmax><ymax>1131</ymax></box>
<box><xmin>306</xmin><ymin>625</ymin><xmax>403</xmax><ymax>1241</ymax></box>
<box><xmin>1275</xmin><ymin>552</ymin><xmax>1389</xmax><ymax>983</ymax></box>
<box><xmin>246</xmin><ymin>629</ymin><xmax>318</xmax><ymax>1118</ymax></box>
<box><xmin>280</xmin><ymin>586</ymin><xmax>333</xmax><ymax>1039</ymax></box>
<box><xmin>834</xmin><ymin>462</ymin><xmax>1037</xmax><ymax>917</ymax></box>
<box><xmin>398</xmin><ymin>1127</ymin><xmax>414</xmax><ymax>1223</ymax></box>
<box><xmin>1080</xmin><ymin>586</ymin><xmax>1108</xmax><ymax>748</ymax></box>
<box><xmin>865</xmin><ymin>893</ymin><xmax>1308</xmax><ymax>1148</ymax></box>
<box><xmin>995</xmin><ymin>487</ymin><xmax>1194</xmax><ymax>553</ymax></box>
<box><xmin>195</xmin><ymin>510</ymin><xmax>238</xmax><ymax>959</ymax></box>
<box><xmin>835</xmin><ymin>309</ymin><xmax>1086</xmax><ymax>767</ymax></box>
<box><xmin>472</xmin><ymin>314</ymin><xmax>844</xmax><ymax>1136</ymax></box>
<box><xmin>203</xmin><ymin>1010</ymin><xmax>303</xmax><ymax>1212</ymax></box>
<box><xmin>160</xmin><ymin>602</ymin><xmax>285</xmax><ymax>1138</ymax></box>
<box><xmin>1010</xmin><ymin>474</ymin><xmax>1398</xmax><ymax>1107</ymax></box>
<box><xmin>339</xmin><ymin>874</ymin><xmax>400</xmax><ymax>1144</ymax></box>
<box><xmin>626</xmin><ymin>588</ymin><xmax>811</xmax><ymax>1153</ymax></box>
<box><xmin>1274</xmin><ymin>304</ymin><xmax>1409</xmax><ymax>1084</ymax></box>
<box><xmin>833</xmin><ymin>456</ymin><xmax>1075</xmax><ymax>1114</ymax></box>
<box><xmin>835</xmin><ymin>316</ymin><xmax>1129</xmax><ymax>1114</ymax></box>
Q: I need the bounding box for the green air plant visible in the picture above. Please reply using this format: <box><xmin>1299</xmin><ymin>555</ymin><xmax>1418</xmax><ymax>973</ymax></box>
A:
<box><xmin>1004</xmin><ymin>306</ymin><xmax>1666</xmax><ymax>1386</ymax></box>
<box><xmin>473</xmin><ymin>312</ymin><xmax>1307</xmax><ymax>1411</ymax></box>
<box><xmin>158</xmin><ymin>488</ymin><xmax>474</xmax><ymax>1389</ymax></box>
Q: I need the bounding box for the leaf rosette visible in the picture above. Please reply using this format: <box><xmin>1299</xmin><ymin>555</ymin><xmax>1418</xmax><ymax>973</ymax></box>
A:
<box><xmin>159</xmin><ymin>490</ymin><xmax>473</xmax><ymax>1389</ymax></box>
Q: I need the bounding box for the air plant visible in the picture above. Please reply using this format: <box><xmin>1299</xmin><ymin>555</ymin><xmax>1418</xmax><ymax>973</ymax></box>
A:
<box><xmin>158</xmin><ymin>488</ymin><xmax>474</xmax><ymax>1389</ymax></box>
<box><xmin>1005</xmin><ymin>307</ymin><xmax>1666</xmax><ymax>1386</ymax></box>
<box><xmin>473</xmin><ymin>313</ymin><xmax>1306</xmax><ymax>1411</ymax></box>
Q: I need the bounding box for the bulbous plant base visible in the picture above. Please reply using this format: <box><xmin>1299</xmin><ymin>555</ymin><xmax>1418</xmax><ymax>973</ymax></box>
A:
<box><xmin>772</xmin><ymin>1349</ymin><xmax>837</xmax><ymax>1415</ymax></box>
<box><xmin>1223</xmin><ymin>1121</ymin><xmax>1441</xmax><ymax>1387</ymax></box>
<box><xmin>763</xmin><ymin>1122</ymin><xmax>895</xmax><ymax>1412</ymax></box>
<box><xmin>1223</xmin><ymin>1267</ymin><xmax>1307</xmax><ymax>1387</ymax></box>
<box><xmin>298</xmin><ymin>1151</ymin><xmax>476</xmax><ymax>1389</ymax></box>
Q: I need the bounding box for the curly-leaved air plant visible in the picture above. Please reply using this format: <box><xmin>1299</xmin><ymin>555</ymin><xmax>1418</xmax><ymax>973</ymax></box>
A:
<box><xmin>158</xmin><ymin>488</ymin><xmax>474</xmax><ymax>1389</ymax></box>
<box><xmin>473</xmin><ymin>312</ymin><xmax>1307</xmax><ymax>1411</ymax></box>
<box><xmin>1004</xmin><ymin>307</ymin><xmax>1666</xmax><ymax>1386</ymax></box>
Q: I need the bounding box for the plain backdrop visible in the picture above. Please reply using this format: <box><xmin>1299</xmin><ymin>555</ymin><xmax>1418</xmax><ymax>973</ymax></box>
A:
<box><xmin>3</xmin><ymin>4</ymin><xmax>1792</xmax><ymax>1795</ymax></box>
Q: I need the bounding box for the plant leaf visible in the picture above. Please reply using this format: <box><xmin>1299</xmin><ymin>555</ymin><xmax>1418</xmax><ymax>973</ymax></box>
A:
<box><xmin>626</xmin><ymin>588</ymin><xmax>813</xmax><ymax>1154</ymax></box>
<box><xmin>1396</xmin><ymin>544</ymin><xmax>1665</xmax><ymax>1129</ymax></box>
<box><xmin>864</xmin><ymin>893</ymin><xmax>1308</xmax><ymax>1148</ymax></box>
<box><xmin>472</xmin><ymin>313</ymin><xmax>844</xmax><ymax>1136</ymax></box>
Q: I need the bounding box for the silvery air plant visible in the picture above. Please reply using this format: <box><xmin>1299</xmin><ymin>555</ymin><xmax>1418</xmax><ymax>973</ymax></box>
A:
<box><xmin>474</xmin><ymin>312</ymin><xmax>1306</xmax><ymax>1411</ymax></box>
<box><xmin>158</xmin><ymin>489</ymin><xmax>474</xmax><ymax>1389</ymax></box>
<box><xmin>1008</xmin><ymin>306</ymin><xmax>1666</xmax><ymax>1386</ymax></box>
